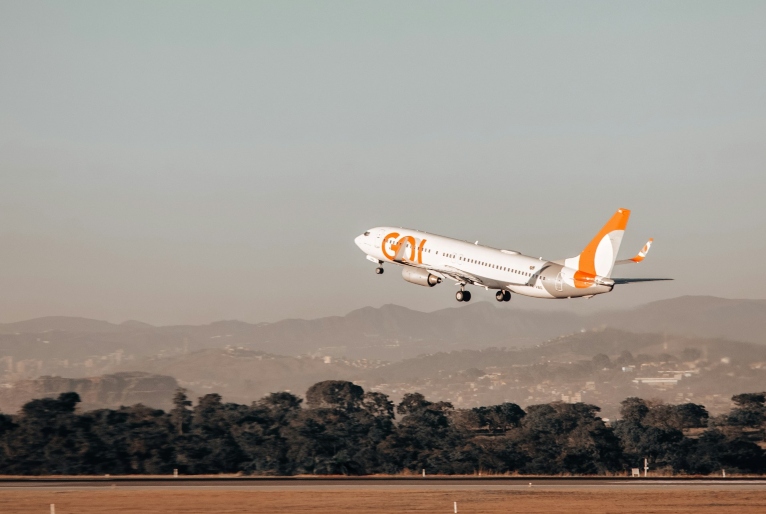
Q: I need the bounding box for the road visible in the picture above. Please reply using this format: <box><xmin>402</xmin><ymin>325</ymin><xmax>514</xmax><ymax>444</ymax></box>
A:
<box><xmin>2</xmin><ymin>476</ymin><xmax>765</xmax><ymax>491</ymax></box>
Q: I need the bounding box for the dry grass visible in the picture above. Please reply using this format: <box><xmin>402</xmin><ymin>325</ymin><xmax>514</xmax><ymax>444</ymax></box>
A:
<box><xmin>2</xmin><ymin>489</ymin><xmax>766</xmax><ymax>513</ymax></box>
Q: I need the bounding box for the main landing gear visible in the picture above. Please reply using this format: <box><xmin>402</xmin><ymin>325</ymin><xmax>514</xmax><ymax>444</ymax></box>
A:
<box><xmin>375</xmin><ymin>266</ymin><xmax>384</xmax><ymax>275</ymax></box>
<box><xmin>495</xmin><ymin>290</ymin><xmax>511</xmax><ymax>302</ymax></box>
<box><xmin>456</xmin><ymin>289</ymin><xmax>472</xmax><ymax>302</ymax></box>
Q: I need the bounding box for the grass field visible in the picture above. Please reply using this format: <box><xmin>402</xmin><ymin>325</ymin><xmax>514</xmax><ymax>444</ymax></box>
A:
<box><xmin>2</xmin><ymin>489</ymin><xmax>766</xmax><ymax>513</ymax></box>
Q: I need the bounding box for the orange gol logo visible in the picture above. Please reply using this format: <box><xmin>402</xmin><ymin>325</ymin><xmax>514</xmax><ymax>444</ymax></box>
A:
<box><xmin>382</xmin><ymin>232</ymin><xmax>427</xmax><ymax>264</ymax></box>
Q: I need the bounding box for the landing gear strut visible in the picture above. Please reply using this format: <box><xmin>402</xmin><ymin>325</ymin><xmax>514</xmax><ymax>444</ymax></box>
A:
<box><xmin>456</xmin><ymin>289</ymin><xmax>471</xmax><ymax>302</ymax></box>
<box><xmin>375</xmin><ymin>267</ymin><xmax>384</xmax><ymax>275</ymax></box>
<box><xmin>496</xmin><ymin>290</ymin><xmax>511</xmax><ymax>302</ymax></box>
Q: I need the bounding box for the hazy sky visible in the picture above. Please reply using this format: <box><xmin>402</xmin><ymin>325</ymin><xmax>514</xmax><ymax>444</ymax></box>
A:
<box><xmin>1</xmin><ymin>1</ymin><xmax>765</xmax><ymax>325</ymax></box>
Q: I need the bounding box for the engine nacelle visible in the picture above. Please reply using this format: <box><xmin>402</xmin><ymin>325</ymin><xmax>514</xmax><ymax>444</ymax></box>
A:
<box><xmin>401</xmin><ymin>267</ymin><xmax>441</xmax><ymax>287</ymax></box>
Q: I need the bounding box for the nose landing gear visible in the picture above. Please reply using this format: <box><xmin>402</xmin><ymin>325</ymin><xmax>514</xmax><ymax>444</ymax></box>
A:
<box><xmin>375</xmin><ymin>267</ymin><xmax>384</xmax><ymax>275</ymax></box>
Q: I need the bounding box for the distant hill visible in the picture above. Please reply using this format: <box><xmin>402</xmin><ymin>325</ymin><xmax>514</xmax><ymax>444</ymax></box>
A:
<box><xmin>0</xmin><ymin>296</ymin><xmax>764</xmax><ymax>363</ymax></box>
<box><xmin>91</xmin><ymin>328</ymin><xmax>766</xmax><ymax>409</ymax></box>
<box><xmin>0</xmin><ymin>316</ymin><xmax>123</xmax><ymax>334</ymax></box>
<box><xmin>0</xmin><ymin>372</ymin><xmax>178</xmax><ymax>414</ymax></box>
<box><xmin>599</xmin><ymin>296</ymin><xmax>766</xmax><ymax>344</ymax></box>
<box><xmin>372</xmin><ymin>327</ymin><xmax>766</xmax><ymax>384</ymax></box>
<box><xmin>216</xmin><ymin>302</ymin><xmax>582</xmax><ymax>359</ymax></box>
<box><xmin>116</xmin><ymin>348</ymin><xmax>365</xmax><ymax>404</ymax></box>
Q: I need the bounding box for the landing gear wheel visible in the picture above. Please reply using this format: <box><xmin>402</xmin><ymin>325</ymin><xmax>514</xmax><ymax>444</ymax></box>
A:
<box><xmin>463</xmin><ymin>291</ymin><xmax>471</xmax><ymax>302</ymax></box>
<box><xmin>375</xmin><ymin>267</ymin><xmax>384</xmax><ymax>275</ymax></box>
<box><xmin>503</xmin><ymin>291</ymin><xmax>511</xmax><ymax>302</ymax></box>
<box><xmin>456</xmin><ymin>290</ymin><xmax>465</xmax><ymax>302</ymax></box>
<box><xmin>496</xmin><ymin>291</ymin><xmax>505</xmax><ymax>302</ymax></box>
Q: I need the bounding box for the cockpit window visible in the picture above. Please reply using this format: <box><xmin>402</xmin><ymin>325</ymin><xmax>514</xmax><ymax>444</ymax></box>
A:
<box><xmin>363</xmin><ymin>231</ymin><xmax>370</xmax><ymax>236</ymax></box>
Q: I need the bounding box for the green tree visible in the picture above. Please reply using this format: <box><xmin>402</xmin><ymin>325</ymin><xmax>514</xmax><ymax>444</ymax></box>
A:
<box><xmin>170</xmin><ymin>388</ymin><xmax>192</xmax><ymax>435</ymax></box>
<box><xmin>396</xmin><ymin>392</ymin><xmax>432</xmax><ymax>415</ymax></box>
<box><xmin>306</xmin><ymin>381</ymin><xmax>365</xmax><ymax>411</ymax></box>
<box><xmin>728</xmin><ymin>393</ymin><xmax>766</xmax><ymax>427</ymax></box>
<box><xmin>470</xmin><ymin>403</ymin><xmax>525</xmax><ymax>433</ymax></box>
<box><xmin>592</xmin><ymin>354</ymin><xmax>611</xmax><ymax>369</ymax></box>
<box><xmin>518</xmin><ymin>403</ymin><xmax>621</xmax><ymax>474</ymax></box>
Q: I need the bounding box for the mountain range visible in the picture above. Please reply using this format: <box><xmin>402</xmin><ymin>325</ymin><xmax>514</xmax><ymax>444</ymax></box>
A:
<box><xmin>1</xmin><ymin>296</ymin><xmax>764</xmax><ymax>361</ymax></box>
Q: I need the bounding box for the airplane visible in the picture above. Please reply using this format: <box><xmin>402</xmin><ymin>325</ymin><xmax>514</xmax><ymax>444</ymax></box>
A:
<box><xmin>353</xmin><ymin>208</ymin><xmax>670</xmax><ymax>303</ymax></box>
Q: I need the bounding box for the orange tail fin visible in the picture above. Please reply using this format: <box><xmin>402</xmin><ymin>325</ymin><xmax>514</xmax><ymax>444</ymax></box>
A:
<box><xmin>564</xmin><ymin>208</ymin><xmax>630</xmax><ymax>278</ymax></box>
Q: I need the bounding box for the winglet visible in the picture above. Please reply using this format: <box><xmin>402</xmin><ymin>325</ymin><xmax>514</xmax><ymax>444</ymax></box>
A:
<box><xmin>616</xmin><ymin>238</ymin><xmax>653</xmax><ymax>265</ymax></box>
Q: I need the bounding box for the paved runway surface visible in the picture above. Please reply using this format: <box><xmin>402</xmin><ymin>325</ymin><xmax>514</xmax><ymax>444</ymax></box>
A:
<box><xmin>2</xmin><ymin>476</ymin><xmax>766</xmax><ymax>491</ymax></box>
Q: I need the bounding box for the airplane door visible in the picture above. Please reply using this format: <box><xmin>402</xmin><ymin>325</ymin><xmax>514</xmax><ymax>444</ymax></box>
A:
<box><xmin>555</xmin><ymin>272</ymin><xmax>564</xmax><ymax>291</ymax></box>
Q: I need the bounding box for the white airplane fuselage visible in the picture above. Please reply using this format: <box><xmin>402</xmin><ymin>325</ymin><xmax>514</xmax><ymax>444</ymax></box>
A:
<box><xmin>354</xmin><ymin>210</ymin><xmax>666</xmax><ymax>303</ymax></box>
<box><xmin>354</xmin><ymin>227</ymin><xmax>612</xmax><ymax>300</ymax></box>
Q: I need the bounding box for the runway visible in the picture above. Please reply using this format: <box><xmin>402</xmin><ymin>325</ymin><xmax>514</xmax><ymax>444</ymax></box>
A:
<box><xmin>3</xmin><ymin>478</ymin><xmax>766</xmax><ymax>514</ymax></box>
<box><xmin>2</xmin><ymin>476</ymin><xmax>765</xmax><ymax>491</ymax></box>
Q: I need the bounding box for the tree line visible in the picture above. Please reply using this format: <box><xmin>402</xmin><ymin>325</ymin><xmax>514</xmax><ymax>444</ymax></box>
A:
<box><xmin>0</xmin><ymin>381</ymin><xmax>764</xmax><ymax>475</ymax></box>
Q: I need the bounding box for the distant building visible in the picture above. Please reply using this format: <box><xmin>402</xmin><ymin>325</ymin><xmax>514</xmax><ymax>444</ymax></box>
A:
<box><xmin>633</xmin><ymin>377</ymin><xmax>679</xmax><ymax>388</ymax></box>
<box><xmin>561</xmin><ymin>392</ymin><xmax>582</xmax><ymax>403</ymax></box>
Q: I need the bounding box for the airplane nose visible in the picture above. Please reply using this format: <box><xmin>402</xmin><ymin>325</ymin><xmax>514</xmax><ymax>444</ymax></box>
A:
<box><xmin>354</xmin><ymin>235</ymin><xmax>364</xmax><ymax>248</ymax></box>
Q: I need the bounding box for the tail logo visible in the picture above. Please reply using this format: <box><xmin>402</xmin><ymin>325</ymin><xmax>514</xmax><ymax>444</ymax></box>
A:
<box><xmin>630</xmin><ymin>238</ymin><xmax>653</xmax><ymax>263</ymax></box>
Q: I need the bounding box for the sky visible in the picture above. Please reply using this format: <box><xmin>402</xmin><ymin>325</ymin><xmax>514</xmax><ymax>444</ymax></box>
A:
<box><xmin>1</xmin><ymin>1</ymin><xmax>765</xmax><ymax>325</ymax></box>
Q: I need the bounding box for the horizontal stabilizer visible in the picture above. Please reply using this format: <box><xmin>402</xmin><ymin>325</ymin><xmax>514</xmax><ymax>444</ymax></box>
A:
<box><xmin>611</xmin><ymin>278</ymin><xmax>673</xmax><ymax>285</ymax></box>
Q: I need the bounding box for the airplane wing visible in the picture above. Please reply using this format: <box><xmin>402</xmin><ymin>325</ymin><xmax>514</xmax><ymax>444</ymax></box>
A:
<box><xmin>615</xmin><ymin>238</ymin><xmax>653</xmax><ymax>265</ymax></box>
<box><xmin>611</xmin><ymin>277</ymin><xmax>673</xmax><ymax>284</ymax></box>
<box><xmin>428</xmin><ymin>266</ymin><xmax>486</xmax><ymax>286</ymax></box>
<box><xmin>428</xmin><ymin>265</ymin><xmax>533</xmax><ymax>289</ymax></box>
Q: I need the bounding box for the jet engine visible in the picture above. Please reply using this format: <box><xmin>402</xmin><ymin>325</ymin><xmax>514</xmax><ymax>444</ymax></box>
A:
<box><xmin>401</xmin><ymin>267</ymin><xmax>441</xmax><ymax>287</ymax></box>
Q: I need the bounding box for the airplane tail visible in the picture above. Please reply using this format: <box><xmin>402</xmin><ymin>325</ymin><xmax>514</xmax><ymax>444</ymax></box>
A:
<box><xmin>563</xmin><ymin>208</ymin><xmax>630</xmax><ymax>278</ymax></box>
